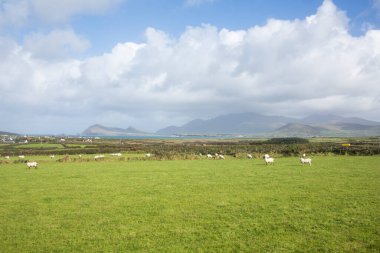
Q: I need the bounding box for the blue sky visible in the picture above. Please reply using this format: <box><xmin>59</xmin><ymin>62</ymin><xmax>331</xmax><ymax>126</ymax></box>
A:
<box><xmin>1</xmin><ymin>0</ymin><xmax>380</xmax><ymax>134</ymax></box>
<box><xmin>10</xmin><ymin>0</ymin><xmax>379</xmax><ymax>55</ymax></box>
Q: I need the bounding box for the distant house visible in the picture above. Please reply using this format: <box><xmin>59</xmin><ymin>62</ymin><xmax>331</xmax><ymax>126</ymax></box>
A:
<box><xmin>1</xmin><ymin>137</ymin><xmax>15</xmax><ymax>144</ymax></box>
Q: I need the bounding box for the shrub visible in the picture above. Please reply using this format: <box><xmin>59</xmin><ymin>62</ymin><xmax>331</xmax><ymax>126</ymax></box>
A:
<box><xmin>265</xmin><ymin>137</ymin><xmax>309</xmax><ymax>144</ymax></box>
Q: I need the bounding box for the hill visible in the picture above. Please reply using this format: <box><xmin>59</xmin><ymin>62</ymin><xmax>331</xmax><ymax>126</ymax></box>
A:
<box><xmin>156</xmin><ymin>112</ymin><xmax>295</xmax><ymax>135</ymax></box>
<box><xmin>82</xmin><ymin>124</ymin><xmax>148</xmax><ymax>136</ymax></box>
<box><xmin>156</xmin><ymin>112</ymin><xmax>380</xmax><ymax>137</ymax></box>
<box><xmin>270</xmin><ymin>123</ymin><xmax>326</xmax><ymax>137</ymax></box>
<box><xmin>0</xmin><ymin>131</ymin><xmax>19</xmax><ymax>136</ymax></box>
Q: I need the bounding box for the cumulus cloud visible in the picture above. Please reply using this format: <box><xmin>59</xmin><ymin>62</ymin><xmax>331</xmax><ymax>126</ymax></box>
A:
<box><xmin>0</xmin><ymin>0</ymin><xmax>124</xmax><ymax>27</ymax></box>
<box><xmin>23</xmin><ymin>29</ymin><xmax>90</xmax><ymax>60</ymax></box>
<box><xmin>0</xmin><ymin>0</ymin><xmax>29</xmax><ymax>28</ymax></box>
<box><xmin>1</xmin><ymin>0</ymin><xmax>380</xmax><ymax>133</ymax></box>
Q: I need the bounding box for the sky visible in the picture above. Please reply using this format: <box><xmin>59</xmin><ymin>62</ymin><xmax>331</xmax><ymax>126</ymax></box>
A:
<box><xmin>0</xmin><ymin>0</ymin><xmax>380</xmax><ymax>134</ymax></box>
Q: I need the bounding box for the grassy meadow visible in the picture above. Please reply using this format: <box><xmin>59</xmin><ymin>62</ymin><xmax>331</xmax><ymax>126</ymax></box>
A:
<box><xmin>0</xmin><ymin>155</ymin><xmax>379</xmax><ymax>252</ymax></box>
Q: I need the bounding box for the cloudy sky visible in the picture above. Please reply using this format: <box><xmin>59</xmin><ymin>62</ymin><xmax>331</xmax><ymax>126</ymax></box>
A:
<box><xmin>1</xmin><ymin>0</ymin><xmax>379</xmax><ymax>134</ymax></box>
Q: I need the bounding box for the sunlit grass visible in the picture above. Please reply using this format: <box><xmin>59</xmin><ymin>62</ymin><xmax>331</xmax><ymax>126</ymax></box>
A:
<box><xmin>13</xmin><ymin>143</ymin><xmax>65</xmax><ymax>149</ymax></box>
<box><xmin>0</xmin><ymin>156</ymin><xmax>379</xmax><ymax>252</ymax></box>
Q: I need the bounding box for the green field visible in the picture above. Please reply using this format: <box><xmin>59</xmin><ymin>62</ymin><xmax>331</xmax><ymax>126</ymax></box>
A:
<box><xmin>13</xmin><ymin>143</ymin><xmax>65</xmax><ymax>149</ymax></box>
<box><xmin>0</xmin><ymin>156</ymin><xmax>379</xmax><ymax>252</ymax></box>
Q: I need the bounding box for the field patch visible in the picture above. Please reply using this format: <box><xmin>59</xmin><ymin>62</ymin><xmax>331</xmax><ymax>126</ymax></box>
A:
<box><xmin>0</xmin><ymin>156</ymin><xmax>379</xmax><ymax>252</ymax></box>
<box><xmin>13</xmin><ymin>143</ymin><xmax>65</xmax><ymax>149</ymax></box>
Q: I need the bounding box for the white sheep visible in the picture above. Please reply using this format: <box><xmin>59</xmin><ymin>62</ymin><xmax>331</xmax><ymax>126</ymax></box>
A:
<box><xmin>300</xmin><ymin>157</ymin><xmax>312</xmax><ymax>166</ymax></box>
<box><xmin>94</xmin><ymin>155</ymin><xmax>104</xmax><ymax>160</ymax></box>
<box><xmin>18</xmin><ymin>155</ymin><xmax>25</xmax><ymax>159</ymax></box>
<box><xmin>5</xmin><ymin>156</ymin><xmax>10</xmax><ymax>159</ymax></box>
<box><xmin>247</xmin><ymin>154</ymin><xmax>253</xmax><ymax>159</ymax></box>
<box><xmin>145</xmin><ymin>153</ymin><xmax>152</xmax><ymax>158</ymax></box>
<box><xmin>26</xmin><ymin>161</ymin><xmax>38</xmax><ymax>169</ymax></box>
<box><xmin>207</xmin><ymin>154</ymin><xmax>213</xmax><ymax>159</ymax></box>
<box><xmin>264</xmin><ymin>154</ymin><xmax>274</xmax><ymax>165</ymax></box>
<box><xmin>50</xmin><ymin>155</ymin><xmax>55</xmax><ymax>159</ymax></box>
<box><xmin>218</xmin><ymin>154</ymin><xmax>225</xmax><ymax>160</ymax></box>
<box><xmin>111</xmin><ymin>153</ymin><xmax>122</xmax><ymax>157</ymax></box>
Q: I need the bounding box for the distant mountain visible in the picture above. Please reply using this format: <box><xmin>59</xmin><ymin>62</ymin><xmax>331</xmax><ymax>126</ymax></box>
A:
<box><xmin>300</xmin><ymin>113</ymin><xmax>343</xmax><ymax>124</ymax></box>
<box><xmin>82</xmin><ymin>124</ymin><xmax>148</xmax><ymax>136</ymax></box>
<box><xmin>156</xmin><ymin>112</ymin><xmax>380</xmax><ymax>137</ymax></box>
<box><xmin>300</xmin><ymin>113</ymin><xmax>380</xmax><ymax>126</ymax></box>
<box><xmin>270</xmin><ymin>122</ymin><xmax>380</xmax><ymax>137</ymax></box>
<box><xmin>270</xmin><ymin>123</ymin><xmax>326</xmax><ymax>137</ymax></box>
<box><xmin>156</xmin><ymin>112</ymin><xmax>296</xmax><ymax>135</ymax></box>
<box><xmin>0</xmin><ymin>131</ymin><xmax>19</xmax><ymax>135</ymax></box>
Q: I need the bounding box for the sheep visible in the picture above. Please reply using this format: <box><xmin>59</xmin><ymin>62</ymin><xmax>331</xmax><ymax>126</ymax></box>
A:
<box><xmin>94</xmin><ymin>155</ymin><xmax>104</xmax><ymax>160</ymax></box>
<box><xmin>26</xmin><ymin>161</ymin><xmax>38</xmax><ymax>169</ymax></box>
<box><xmin>263</xmin><ymin>154</ymin><xmax>274</xmax><ymax>165</ymax></box>
<box><xmin>78</xmin><ymin>154</ymin><xmax>82</xmax><ymax>158</ymax></box>
<box><xmin>247</xmin><ymin>154</ymin><xmax>253</xmax><ymax>159</ymax></box>
<box><xmin>18</xmin><ymin>155</ymin><xmax>25</xmax><ymax>159</ymax></box>
<box><xmin>145</xmin><ymin>153</ymin><xmax>152</xmax><ymax>158</ymax></box>
<box><xmin>111</xmin><ymin>153</ymin><xmax>122</xmax><ymax>157</ymax></box>
<box><xmin>5</xmin><ymin>156</ymin><xmax>10</xmax><ymax>159</ymax></box>
<box><xmin>50</xmin><ymin>155</ymin><xmax>55</xmax><ymax>159</ymax></box>
<box><xmin>207</xmin><ymin>154</ymin><xmax>213</xmax><ymax>159</ymax></box>
<box><xmin>300</xmin><ymin>157</ymin><xmax>312</xmax><ymax>166</ymax></box>
<box><xmin>218</xmin><ymin>154</ymin><xmax>225</xmax><ymax>160</ymax></box>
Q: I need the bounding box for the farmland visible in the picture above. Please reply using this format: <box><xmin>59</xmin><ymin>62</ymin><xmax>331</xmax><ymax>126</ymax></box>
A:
<box><xmin>0</xmin><ymin>142</ymin><xmax>379</xmax><ymax>252</ymax></box>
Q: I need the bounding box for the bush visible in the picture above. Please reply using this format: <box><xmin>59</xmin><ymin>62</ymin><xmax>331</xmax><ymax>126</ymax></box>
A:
<box><xmin>265</xmin><ymin>137</ymin><xmax>309</xmax><ymax>144</ymax></box>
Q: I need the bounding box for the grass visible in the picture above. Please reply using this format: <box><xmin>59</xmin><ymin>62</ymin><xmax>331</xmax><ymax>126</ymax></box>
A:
<box><xmin>0</xmin><ymin>156</ymin><xmax>379</xmax><ymax>252</ymax></box>
<box><xmin>12</xmin><ymin>143</ymin><xmax>65</xmax><ymax>149</ymax></box>
<box><xmin>65</xmin><ymin>144</ymin><xmax>88</xmax><ymax>148</ymax></box>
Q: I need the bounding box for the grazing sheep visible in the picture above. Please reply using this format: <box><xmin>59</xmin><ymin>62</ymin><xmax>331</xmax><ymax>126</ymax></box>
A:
<box><xmin>145</xmin><ymin>153</ymin><xmax>151</xmax><ymax>158</ymax></box>
<box><xmin>247</xmin><ymin>154</ymin><xmax>253</xmax><ymax>159</ymax></box>
<box><xmin>5</xmin><ymin>156</ymin><xmax>10</xmax><ymax>159</ymax></box>
<box><xmin>50</xmin><ymin>155</ymin><xmax>55</xmax><ymax>159</ymax></box>
<box><xmin>26</xmin><ymin>161</ymin><xmax>38</xmax><ymax>169</ymax></box>
<box><xmin>218</xmin><ymin>154</ymin><xmax>225</xmax><ymax>160</ymax></box>
<box><xmin>263</xmin><ymin>154</ymin><xmax>274</xmax><ymax>165</ymax></box>
<box><xmin>111</xmin><ymin>153</ymin><xmax>122</xmax><ymax>157</ymax></box>
<box><xmin>79</xmin><ymin>154</ymin><xmax>82</xmax><ymax>158</ymax></box>
<box><xmin>18</xmin><ymin>155</ymin><xmax>25</xmax><ymax>159</ymax></box>
<box><xmin>207</xmin><ymin>154</ymin><xmax>213</xmax><ymax>159</ymax></box>
<box><xmin>300</xmin><ymin>157</ymin><xmax>312</xmax><ymax>166</ymax></box>
<box><xmin>94</xmin><ymin>155</ymin><xmax>104</xmax><ymax>160</ymax></box>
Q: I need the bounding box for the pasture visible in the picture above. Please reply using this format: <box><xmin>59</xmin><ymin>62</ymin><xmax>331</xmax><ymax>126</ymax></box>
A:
<box><xmin>0</xmin><ymin>155</ymin><xmax>379</xmax><ymax>252</ymax></box>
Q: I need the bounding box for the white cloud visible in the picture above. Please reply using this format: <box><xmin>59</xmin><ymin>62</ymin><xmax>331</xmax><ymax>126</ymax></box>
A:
<box><xmin>1</xmin><ymin>0</ymin><xmax>380</xmax><ymax>133</ymax></box>
<box><xmin>31</xmin><ymin>0</ymin><xmax>124</xmax><ymax>23</ymax></box>
<box><xmin>0</xmin><ymin>0</ymin><xmax>124</xmax><ymax>27</ymax></box>
<box><xmin>0</xmin><ymin>0</ymin><xmax>29</xmax><ymax>28</ymax></box>
<box><xmin>23</xmin><ymin>29</ymin><xmax>90</xmax><ymax>60</ymax></box>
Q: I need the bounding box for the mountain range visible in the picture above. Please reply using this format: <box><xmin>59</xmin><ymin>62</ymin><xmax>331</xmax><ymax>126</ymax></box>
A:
<box><xmin>82</xmin><ymin>113</ymin><xmax>380</xmax><ymax>137</ymax></box>
<box><xmin>0</xmin><ymin>131</ymin><xmax>19</xmax><ymax>136</ymax></box>
<box><xmin>156</xmin><ymin>112</ymin><xmax>380</xmax><ymax>137</ymax></box>
<box><xmin>82</xmin><ymin>124</ymin><xmax>148</xmax><ymax>136</ymax></box>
